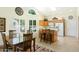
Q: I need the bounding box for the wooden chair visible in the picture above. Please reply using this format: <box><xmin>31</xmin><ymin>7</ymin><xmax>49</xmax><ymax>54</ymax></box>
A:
<box><xmin>16</xmin><ymin>39</ymin><xmax>32</xmax><ymax>52</ymax></box>
<box><xmin>40</xmin><ymin>33</ymin><xmax>45</xmax><ymax>42</ymax></box>
<box><xmin>1</xmin><ymin>33</ymin><xmax>13</xmax><ymax>52</ymax></box>
<box><xmin>23</xmin><ymin>33</ymin><xmax>33</xmax><ymax>41</ymax></box>
<box><xmin>46</xmin><ymin>30</ymin><xmax>52</xmax><ymax>44</ymax></box>
<box><xmin>9</xmin><ymin>30</ymin><xmax>16</xmax><ymax>40</ymax></box>
<box><xmin>39</xmin><ymin>30</ymin><xmax>46</xmax><ymax>42</ymax></box>
<box><xmin>16</xmin><ymin>33</ymin><xmax>35</xmax><ymax>52</ymax></box>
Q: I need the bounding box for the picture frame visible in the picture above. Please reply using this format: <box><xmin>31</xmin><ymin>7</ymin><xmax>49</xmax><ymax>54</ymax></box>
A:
<box><xmin>0</xmin><ymin>18</ymin><xmax>6</xmax><ymax>32</ymax></box>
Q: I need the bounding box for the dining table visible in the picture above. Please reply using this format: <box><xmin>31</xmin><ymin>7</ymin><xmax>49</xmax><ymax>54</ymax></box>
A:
<box><xmin>6</xmin><ymin>33</ymin><xmax>36</xmax><ymax>52</ymax></box>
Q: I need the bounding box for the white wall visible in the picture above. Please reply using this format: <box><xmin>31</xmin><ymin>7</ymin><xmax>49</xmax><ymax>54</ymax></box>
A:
<box><xmin>40</xmin><ymin>7</ymin><xmax>78</xmax><ymax>37</ymax></box>
<box><xmin>28</xmin><ymin>7</ymin><xmax>78</xmax><ymax>37</ymax></box>
<box><xmin>0</xmin><ymin>7</ymin><xmax>41</xmax><ymax>45</ymax></box>
<box><xmin>0</xmin><ymin>7</ymin><xmax>27</xmax><ymax>45</ymax></box>
<box><xmin>77</xmin><ymin>8</ymin><xmax>79</xmax><ymax>39</ymax></box>
<box><xmin>56</xmin><ymin>7</ymin><xmax>77</xmax><ymax>37</ymax></box>
<box><xmin>0</xmin><ymin>7</ymin><xmax>78</xmax><ymax>45</ymax></box>
<box><xmin>0</xmin><ymin>7</ymin><xmax>29</xmax><ymax>33</ymax></box>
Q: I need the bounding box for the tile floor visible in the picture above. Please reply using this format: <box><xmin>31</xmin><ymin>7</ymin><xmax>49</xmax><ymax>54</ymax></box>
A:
<box><xmin>36</xmin><ymin>36</ymin><xmax>79</xmax><ymax>52</ymax></box>
<box><xmin>0</xmin><ymin>36</ymin><xmax>79</xmax><ymax>52</ymax></box>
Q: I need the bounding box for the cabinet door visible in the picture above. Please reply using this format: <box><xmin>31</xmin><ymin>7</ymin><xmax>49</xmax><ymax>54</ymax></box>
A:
<box><xmin>39</xmin><ymin>20</ymin><xmax>44</xmax><ymax>26</ymax></box>
<box><xmin>44</xmin><ymin>21</ymin><xmax>48</xmax><ymax>26</ymax></box>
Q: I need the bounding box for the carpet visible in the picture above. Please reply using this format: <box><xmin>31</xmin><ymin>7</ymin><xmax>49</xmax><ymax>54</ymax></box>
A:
<box><xmin>35</xmin><ymin>45</ymin><xmax>54</xmax><ymax>52</ymax></box>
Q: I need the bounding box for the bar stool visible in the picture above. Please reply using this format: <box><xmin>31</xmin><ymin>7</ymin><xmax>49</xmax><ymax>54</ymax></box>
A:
<box><xmin>46</xmin><ymin>30</ymin><xmax>52</xmax><ymax>44</ymax></box>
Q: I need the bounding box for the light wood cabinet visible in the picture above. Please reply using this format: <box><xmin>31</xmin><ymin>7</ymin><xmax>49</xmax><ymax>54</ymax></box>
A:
<box><xmin>39</xmin><ymin>29</ymin><xmax>57</xmax><ymax>43</ymax></box>
<box><xmin>39</xmin><ymin>20</ymin><xmax>48</xmax><ymax>26</ymax></box>
<box><xmin>51</xmin><ymin>30</ymin><xmax>57</xmax><ymax>42</ymax></box>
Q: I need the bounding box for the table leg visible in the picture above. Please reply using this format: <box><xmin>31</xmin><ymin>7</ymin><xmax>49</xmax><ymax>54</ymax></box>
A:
<box><xmin>13</xmin><ymin>46</ymin><xmax>16</xmax><ymax>52</ymax></box>
<box><xmin>33</xmin><ymin>38</ymin><xmax>35</xmax><ymax>52</ymax></box>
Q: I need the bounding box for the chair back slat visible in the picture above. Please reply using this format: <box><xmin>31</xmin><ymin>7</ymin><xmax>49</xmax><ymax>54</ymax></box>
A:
<box><xmin>23</xmin><ymin>33</ymin><xmax>33</xmax><ymax>41</ymax></box>
<box><xmin>23</xmin><ymin>39</ymin><xmax>32</xmax><ymax>51</ymax></box>
<box><xmin>16</xmin><ymin>33</ymin><xmax>35</xmax><ymax>51</ymax></box>
<box><xmin>23</xmin><ymin>33</ymin><xmax>33</xmax><ymax>51</ymax></box>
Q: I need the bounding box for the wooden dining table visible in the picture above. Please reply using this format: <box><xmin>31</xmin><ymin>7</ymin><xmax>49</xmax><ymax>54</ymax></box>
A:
<box><xmin>6</xmin><ymin>34</ymin><xmax>36</xmax><ymax>52</ymax></box>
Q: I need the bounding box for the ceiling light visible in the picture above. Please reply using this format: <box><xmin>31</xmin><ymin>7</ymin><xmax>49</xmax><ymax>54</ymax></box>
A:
<box><xmin>35</xmin><ymin>7</ymin><xmax>56</xmax><ymax>11</ymax></box>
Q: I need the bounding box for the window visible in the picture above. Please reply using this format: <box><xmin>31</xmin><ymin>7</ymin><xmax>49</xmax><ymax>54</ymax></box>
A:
<box><xmin>20</xmin><ymin>19</ymin><xmax>25</xmax><ymax>32</ymax></box>
<box><xmin>29</xmin><ymin>20</ymin><xmax>32</xmax><ymax>25</ymax></box>
<box><xmin>28</xmin><ymin>9</ymin><xmax>36</xmax><ymax>15</ymax></box>
<box><xmin>29</xmin><ymin>20</ymin><xmax>36</xmax><ymax>32</ymax></box>
<box><xmin>11</xmin><ymin>18</ymin><xmax>25</xmax><ymax>32</ymax></box>
<box><xmin>33</xmin><ymin>20</ymin><xmax>36</xmax><ymax>25</ymax></box>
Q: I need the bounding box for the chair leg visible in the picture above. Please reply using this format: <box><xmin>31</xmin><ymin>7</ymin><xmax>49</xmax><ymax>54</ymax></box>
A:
<box><xmin>16</xmin><ymin>48</ymin><xmax>19</xmax><ymax>52</ymax></box>
<box><xmin>3</xmin><ymin>49</ymin><xmax>5</xmax><ymax>52</ymax></box>
<box><xmin>33</xmin><ymin>39</ymin><xmax>35</xmax><ymax>52</ymax></box>
<box><xmin>6</xmin><ymin>49</ymin><xmax>8</xmax><ymax>52</ymax></box>
<box><xmin>30</xmin><ymin>47</ymin><xmax>32</xmax><ymax>52</ymax></box>
<box><xmin>3</xmin><ymin>47</ymin><xmax>8</xmax><ymax>52</ymax></box>
<box><xmin>3</xmin><ymin>49</ymin><xmax>8</xmax><ymax>52</ymax></box>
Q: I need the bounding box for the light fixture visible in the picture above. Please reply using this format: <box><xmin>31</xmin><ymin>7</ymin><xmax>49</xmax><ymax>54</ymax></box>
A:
<box><xmin>35</xmin><ymin>7</ymin><xmax>56</xmax><ymax>11</ymax></box>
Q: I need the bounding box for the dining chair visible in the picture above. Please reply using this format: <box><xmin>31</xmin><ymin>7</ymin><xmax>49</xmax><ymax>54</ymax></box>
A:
<box><xmin>1</xmin><ymin>32</ymin><xmax>13</xmax><ymax>52</ymax></box>
<box><xmin>16</xmin><ymin>33</ymin><xmax>35</xmax><ymax>52</ymax></box>
<box><xmin>9</xmin><ymin>30</ymin><xmax>16</xmax><ymax>40</ymax></box>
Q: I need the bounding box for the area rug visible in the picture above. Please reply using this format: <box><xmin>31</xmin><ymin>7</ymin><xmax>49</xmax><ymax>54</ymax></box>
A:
<box><xmin>0</xmin><ymin>45</ymin><xmax>54</xmax><ymax>52</ymax></box>
<box><xmin>35</xmin><ymin>45</ymin><xmax>54</xmax><ymax>52</ymax></box>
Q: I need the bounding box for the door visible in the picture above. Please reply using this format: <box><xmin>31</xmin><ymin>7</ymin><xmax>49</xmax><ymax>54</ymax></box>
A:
<box><xmin>67</xmin><ymin>19</ymin><xmax>77</xmax><ymax>37</ymax></box>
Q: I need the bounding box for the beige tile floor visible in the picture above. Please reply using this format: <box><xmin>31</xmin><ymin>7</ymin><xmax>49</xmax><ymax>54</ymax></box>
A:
<box><xmin>0</xmin><ymin>36</ymin><xmax>79</xmax><ymax>52</ymax></box>
<box><xmin>36</xmin><ymin>36</ymin><xmax>79</xmax><ymax>52</ymax></box>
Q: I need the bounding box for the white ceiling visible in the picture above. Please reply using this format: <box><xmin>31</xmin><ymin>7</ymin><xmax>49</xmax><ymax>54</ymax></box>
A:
<box><xmin>34</xmin><ymin>7</ymin><xmax>77</xmax><ymax>17</ymax></box>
